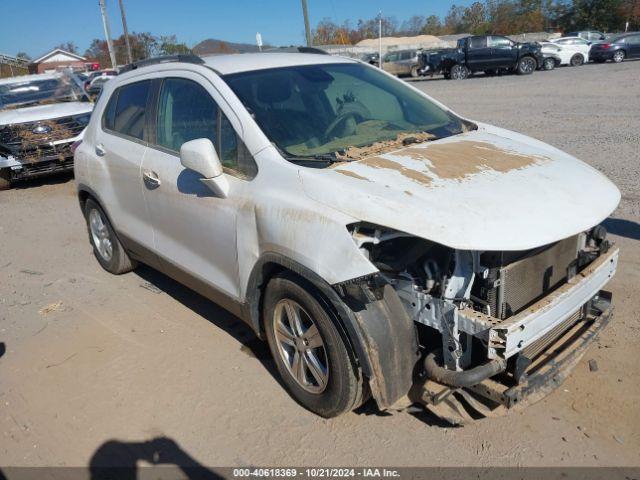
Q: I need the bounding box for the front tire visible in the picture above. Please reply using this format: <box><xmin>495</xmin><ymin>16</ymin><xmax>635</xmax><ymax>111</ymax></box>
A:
<box><xmin>613</xmin><ymin>50</ymin><xmax>625</xmax><ymax>63</ymax></box>
<box><xmin>410</xmin><ymin>66</ymin><xmax>420</xmax><ymax>78</ymax></box>
<box><xmin>83</xmin><ymin>198</ymin><xmax>136</xmax><ymax>274</ymax></box>
<box><xmin>542</xmin><ymin>58</ymin><xmax>556</xmax><ymax>71</ymax></box>
<box><xmin>516</xmin><ymin>56</ymin><xmax>536</xmax><ymax>75</ymax></box>
<box><xmin>264</xmin><ymin>274</ymin><xmax>363</xmax><ymax>418</ymax></box>
<box><xmin>570</xmin><ymin>53</ymin><xmax>584</xmax><ymax>66</ymax></box>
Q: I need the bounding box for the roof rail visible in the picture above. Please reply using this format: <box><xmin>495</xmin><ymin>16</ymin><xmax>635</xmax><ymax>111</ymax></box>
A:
<box><xmin>119</xmin><ymin>54</ymin><xmax>204</xmax><ymax>74</ymax></box>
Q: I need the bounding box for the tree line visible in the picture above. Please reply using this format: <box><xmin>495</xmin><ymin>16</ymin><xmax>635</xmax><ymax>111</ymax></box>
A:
<box><xmin>312</xmin><ymin>0</ymin><xmax>640</xmax><ymax>45</ymax></box>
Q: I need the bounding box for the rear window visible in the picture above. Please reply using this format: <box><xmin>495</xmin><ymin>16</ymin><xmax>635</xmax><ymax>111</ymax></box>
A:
<box><xmin>103</xmin><ymin>80</ymin><xmax>151</xmax><ymax>141</ymax></box>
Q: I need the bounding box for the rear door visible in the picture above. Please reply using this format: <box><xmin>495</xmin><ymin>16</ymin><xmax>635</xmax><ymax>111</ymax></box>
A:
<box><xmin>466</xmin><ymin>36</ymin><xmax>493</xmax><ymax>70</ymax></box>
<box><xmin>92</xmin><ymin>79</ymin><xmax>155</xmax><ymax>253</ymax></box>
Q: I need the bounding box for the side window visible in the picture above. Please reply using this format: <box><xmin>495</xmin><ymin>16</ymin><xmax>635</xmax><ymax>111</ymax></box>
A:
<box><xmin>490</xmin><ymin>36</ymin><xmax>511</xmax><ymax>47</ymax></box>
<box><xmin>469</xmin><ymin>37</ymin><xmax>488</xmax><ymax>49</ymax></box>
<box><xmin>155</xmin><ymin>77</ymin><xmax>257</xmax><ymax>179</ymax></box>
<box><xmin>112</xmin><ymin>80</ymin><xmax>151</xmax><ymax>140</ymax></box>
<box><xmin>102</xmin><ymin>91</ymin><xmax>118</xmax><ymax>131</ymax></box>
<box><xmin>626</xmin><ymin>35</ymin><xmax>640</xmax><ymax>45</ymax></box>
<box><xmin>156</xmin><ymin>78</ymin><xmax>217</xmax><ymax>152</ymax></box>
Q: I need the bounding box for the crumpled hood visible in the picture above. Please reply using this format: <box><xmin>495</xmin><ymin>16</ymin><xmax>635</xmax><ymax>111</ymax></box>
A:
<box><xmin>0</xmin><ymin>102</ymin><xmax>92</xmax><ymax>126</ymax></box>
<box><xmin>299</xmin><ymin>124</ymin><xmax>620</xmax><ymax>251</ymax></box>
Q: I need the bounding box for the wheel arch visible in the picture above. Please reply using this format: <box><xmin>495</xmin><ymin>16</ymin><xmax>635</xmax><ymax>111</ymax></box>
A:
<box><xmin>244</xmin><ymin>252</ymin><xmax>419</xmax><ymax>409</ymax></box>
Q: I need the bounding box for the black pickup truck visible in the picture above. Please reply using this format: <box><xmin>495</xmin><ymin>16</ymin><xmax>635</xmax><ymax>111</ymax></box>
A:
<box><xmin>419</xmin><ymin>35</ymin><xmax>544</xmax><ymax>79</ymax></box>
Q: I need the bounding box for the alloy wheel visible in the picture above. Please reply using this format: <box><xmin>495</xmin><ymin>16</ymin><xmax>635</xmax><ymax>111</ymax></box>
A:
<box><xmin>89</xmin><ymin>208</ymin><xmax>113</xmax><ymax>262</ymax></box>
<box><xmin>613</xmin><ymin>51</ymin><xmax>625</xmax><ymax>63</ymax></box>
<box><xmin>273</xmin><ymin>298</ymin><xmax>329</xmax><ymax>394</ymax></box>
<box><xmin>520</xmin><ymin>58</ymin><xmax>535</xmax><ymax>73</ymax></box>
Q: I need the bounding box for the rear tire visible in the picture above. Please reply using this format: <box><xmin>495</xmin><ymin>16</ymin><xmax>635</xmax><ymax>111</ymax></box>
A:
<box><xmin>83</xmin><ymin>198</ymin><xmax>136</xmax><ymax>274</ymax></box>
<box><xmin>612</xmin><ymin>50</ymin><xmax>625</xmax><ymax>63</ymax></box>
<box><xmin>570</xmin><ymin>53</ymin><xmax>584</xmax><ymax>66</ymax></box>
<box><xmin>0</xmin><ymin>170</ymin><xmax>11</xmax><ymax>191</ymax></box>
<box><xmin>516</xmin><ymin>56</ymin><xmax>536</xmax><ymax>75</ymax></box>
<box><xmin>263</xmin><ymin>274</ymin><xmax>363</xmax><ymax>418</ymax></box>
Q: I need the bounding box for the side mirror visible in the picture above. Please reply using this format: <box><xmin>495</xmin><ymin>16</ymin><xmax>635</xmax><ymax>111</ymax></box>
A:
<box><xmin>180</xmin><ymin>138</ymin><xmax>229</xmax><ymax>197</ymax></box>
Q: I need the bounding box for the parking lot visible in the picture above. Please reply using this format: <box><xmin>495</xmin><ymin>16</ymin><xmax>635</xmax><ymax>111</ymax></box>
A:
<box><xmin>1</xmin><ymin>60</ymin><xmax>639</xmax><ymax>469</ymax></box>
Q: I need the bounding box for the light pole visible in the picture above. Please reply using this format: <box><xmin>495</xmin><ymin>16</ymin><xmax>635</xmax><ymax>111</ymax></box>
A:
<box><xmin>378</xmin><ymin>11</ymin><xmax>383</xmax><ymax>69</ymax></box>
<box><xmin>118</xmin><ymin>0</ymin><xmax>133</xmax><ymax>64</ymax></box>
<box><xmin>301</xmin><ymin>0</ymin><xmax>312</xmax><ymax>47</ymax></box>
<box><xmin>98</xmin><ymin>0</ymin><xmax>117</xmax><ymax>69</ymax></box>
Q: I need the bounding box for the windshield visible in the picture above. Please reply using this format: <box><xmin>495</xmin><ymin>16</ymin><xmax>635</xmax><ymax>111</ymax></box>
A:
<box><xmin>0</xmin><ymin>70</ymin><xmax>88</xmax><ymax>110</ymax></box>
<box><xmin>223</xmin><ymin>63</ymin><xmax>465</xmax><ymax>159</ymax></box>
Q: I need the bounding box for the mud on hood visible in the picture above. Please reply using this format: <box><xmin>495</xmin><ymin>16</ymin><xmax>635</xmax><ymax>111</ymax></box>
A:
<box><xmin>299</xmin><ymin>125</ymin><xmax>620</xmax><ymax>251</ymax></box>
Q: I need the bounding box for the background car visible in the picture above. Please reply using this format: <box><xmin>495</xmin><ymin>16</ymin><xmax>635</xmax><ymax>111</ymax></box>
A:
<box><xmin>382</xmin><ymin>49</ymin><xmax>422</xmax><ymax>77</ymax></box>
<box><xmin>549</xmin><ymin>36</ymin><xmax>591</xmax><ymax>65</ymax></box>
<box><xmin>83</xmin><ymin>69</ymin><xmax>117</xmax><ymax>92</ymax></box>
<box><xmin>0</xmin><ymin>70</ymin><xmax>92</xmax><ymax>188</ymax></box>
<box><xmin>566</xmin><ymin>30</ymin><xmax>607</xmax><ymax>42</ymax></box>
<box><xmin>590</xmin><ymin>32</ymin><xmax>640</xmax><ymax>62</ymax></box>
<box><xmin>360</xmin><ymin>52</ymin><xmax>379</xmax><ymax>67</ymax></box>
<box><xmin>86</xmin><ymin>75</ymin><xmax>112</xmax><ymax>98</ymax></box>
<box><xmin>539</xmin><ymin>43</ymin><xmax>562</xmax><ymax>70</ymax></box>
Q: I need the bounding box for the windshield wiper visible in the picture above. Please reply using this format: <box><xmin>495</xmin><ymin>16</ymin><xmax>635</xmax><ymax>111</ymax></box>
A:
<box><xmin>285</xmin><ymin>153</ymin><xmax>347</xmax><ymax>164</ymax></box>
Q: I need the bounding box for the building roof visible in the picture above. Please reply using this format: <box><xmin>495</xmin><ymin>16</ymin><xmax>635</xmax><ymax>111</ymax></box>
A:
<box><xmin>201</xmin><ymin>52</ymin><xmax>355</xmax><ymax>75</ymax></box>
<box><xmin>33</xmin><ymin>48</ymin><xmax>86</xmax><ymax>64</ymax></box>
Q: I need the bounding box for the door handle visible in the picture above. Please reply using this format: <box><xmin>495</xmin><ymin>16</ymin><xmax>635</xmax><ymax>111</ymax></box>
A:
<box><xmin>142</xmin><ymin>170</ymin><xmax>161</xmax><ymax>189</ymax></box>
<box><xmin>95</xmin><ymin>143</ymin><xmax>106</xmax><ymax>157</ymax></box>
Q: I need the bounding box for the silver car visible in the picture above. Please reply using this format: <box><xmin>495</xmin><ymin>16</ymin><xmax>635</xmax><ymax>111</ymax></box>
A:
<box><xmin>382</xmin><ymin>49</ymin><xmax>421</xmax><ymax>77</ymax></box>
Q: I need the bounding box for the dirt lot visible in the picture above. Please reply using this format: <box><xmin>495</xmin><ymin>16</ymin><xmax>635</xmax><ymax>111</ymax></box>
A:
<box><xmin>1</xmin><ymin>61</ymin><xmax>639</xmax><ymax>470</ymax></box>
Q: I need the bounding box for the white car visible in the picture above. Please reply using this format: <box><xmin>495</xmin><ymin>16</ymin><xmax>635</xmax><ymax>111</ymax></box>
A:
<box><xmin>74</xmin><ymin>53</ymin><xmax>620</xmax><ymax>419</ymax></box>
<box><xmin>0</xmin><ymin>70</ymin><xmax>92</xmax><ymax>189</ymax></box>
<box><xmin>549</xmin><ymin>36</ymin><xmax>592</xmax><ymax>65</ymax></box>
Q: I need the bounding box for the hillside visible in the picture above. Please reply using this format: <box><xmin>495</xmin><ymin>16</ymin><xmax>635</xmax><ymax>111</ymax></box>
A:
<box><xmin>192</xmin><ymin>38</ymin><xmax>261</xmax><ymax>55</ymax></box>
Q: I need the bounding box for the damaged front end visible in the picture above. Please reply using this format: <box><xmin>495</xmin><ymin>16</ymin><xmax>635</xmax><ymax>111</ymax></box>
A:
<box><xmin>337</xmin><ymin>222</ymin><xmax>618</xmax><ymax>419</ymax></box>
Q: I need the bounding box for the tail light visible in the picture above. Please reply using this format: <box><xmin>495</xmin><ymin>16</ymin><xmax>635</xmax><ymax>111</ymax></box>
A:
<box><xmin>71</xmin><ymin>140</ymin><xmax>82</xmax><ymax>155</ymax></box>
<box><xmin>601</xmin><ymin>43</ymin><xmax>611</xmax><ymax>49</ymax></box>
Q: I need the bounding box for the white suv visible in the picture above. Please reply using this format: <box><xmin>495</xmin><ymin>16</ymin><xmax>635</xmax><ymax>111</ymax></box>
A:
<box><xmin>75</xmin><ymin>53</ymin><xmax>620</xmax><ymax>419</ymax></box>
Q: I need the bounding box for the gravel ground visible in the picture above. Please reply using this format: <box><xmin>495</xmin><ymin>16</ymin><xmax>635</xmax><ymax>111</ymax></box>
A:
<box><xmin>0</xmin><ymin>61</ymin><xmax>639</xmax><ymax>471</ymax></box>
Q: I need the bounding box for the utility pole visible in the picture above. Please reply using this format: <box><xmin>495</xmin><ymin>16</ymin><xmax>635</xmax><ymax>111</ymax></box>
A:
<box><xmin>99</xmin><ymin>0</ymin><xmax>117</xmax><ymax>69</ymax></box>
<box><xmin>378</xmin><ymin>11</ymin><xmax>383</xmax><ymax>69</ymax></box>
<box><xmin>118</xmin><ymin>0</ymin><xmax>133</xmax><ymax>64</ymax></box>
<box><xmin>301</xmin><ymin>0</ymin><xmax>312</xmax><ymax>47</ymax></box>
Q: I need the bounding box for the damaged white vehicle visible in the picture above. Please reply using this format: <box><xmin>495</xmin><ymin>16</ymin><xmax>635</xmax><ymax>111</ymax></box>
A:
<box><xmin>0</xmin><ymin>70</ymin><xmax>92</xmax><ymax>189</ymax></box>
<box><xmin>75</xmin><ymin>53</ymin><xmax>620</xmax><ymax>419</ymax></box>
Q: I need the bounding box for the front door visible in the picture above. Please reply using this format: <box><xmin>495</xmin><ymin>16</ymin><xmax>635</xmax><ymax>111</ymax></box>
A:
<box><xmin>141</xmin><ymin>74</ymin><xmax>249</xmax><ymax>305</ymax></box>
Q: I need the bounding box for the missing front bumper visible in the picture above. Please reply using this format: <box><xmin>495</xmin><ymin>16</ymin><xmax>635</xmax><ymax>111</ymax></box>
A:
<box><xmin>419</xmin><ymin>291</ymin><xmax>612</xmax><ymax>413</ymax></box>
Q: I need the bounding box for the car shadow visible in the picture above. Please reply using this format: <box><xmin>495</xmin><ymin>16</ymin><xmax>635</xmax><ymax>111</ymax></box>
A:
<box><xmin>603</xmin><ymin>217</ymin><xmax>640</xmax><ymax>241</ymax></box>
<box><xmin>0</xmin><ymin>342</ymin><xmax>5</xmax><ymax>359</ymax></box>
<box><xmin>133</xmin><ymin>265</ymin><xmax>279</xmax><ymax>381</ymax></box>
<box><xmin>89</xmin><ymin>436</ymin><xmax>222</xmax><ymax>480</ymax></box>
<box><xmin>10</xmin><ymin>171</ymin><xmax>74</xmax><ymax>190</ymax></box>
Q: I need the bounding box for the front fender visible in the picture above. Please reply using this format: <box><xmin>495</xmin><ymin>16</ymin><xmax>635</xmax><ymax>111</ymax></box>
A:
<box><xmin>244</xmin><ymin>254</ymin><xmax>419</xmax><ymax>409</ymax></box>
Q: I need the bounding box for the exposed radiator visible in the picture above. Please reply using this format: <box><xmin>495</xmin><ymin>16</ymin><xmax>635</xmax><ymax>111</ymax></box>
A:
<box><xmin>480</xmin><ymin>236</ymin><xmax>579</xmax><ymax>320</ymax></box>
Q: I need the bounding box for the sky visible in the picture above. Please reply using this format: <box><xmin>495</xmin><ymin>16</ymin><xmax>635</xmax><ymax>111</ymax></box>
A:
<box><xmin>0</xmin><ymin>0</ymin><xmax>476</xmax><ymax>58</ymax></box>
